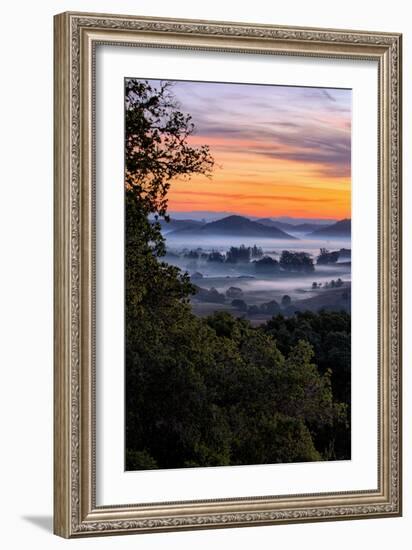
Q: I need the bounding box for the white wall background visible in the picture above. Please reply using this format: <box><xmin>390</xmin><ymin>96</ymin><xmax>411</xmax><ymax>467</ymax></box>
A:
<box><xmin>0</xmin><ymin>0</ymin><xmax>409</xmax><ymax>548</ymax></box>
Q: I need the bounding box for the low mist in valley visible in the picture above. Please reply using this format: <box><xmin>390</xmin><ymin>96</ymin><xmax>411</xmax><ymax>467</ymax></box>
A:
<box><xmin>162</xmin><ymin>221</ymin><xmax>351</xmax><ymax>325</ymax></box>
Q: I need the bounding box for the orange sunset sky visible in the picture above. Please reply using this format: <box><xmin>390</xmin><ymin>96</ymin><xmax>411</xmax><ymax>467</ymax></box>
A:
<box><xmin>148</xmin><ymin>80</ymin><xmax>351</xmax><ymax>221</ymax></box>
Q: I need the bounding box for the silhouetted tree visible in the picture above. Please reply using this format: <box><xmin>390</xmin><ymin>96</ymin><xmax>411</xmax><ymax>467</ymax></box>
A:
<box><xmin>125</xmin><ymin>79</ymin><xmax>215</xmax><ymax>466</ymax></box>
<box><xmin>254</xmin><ymin>256</ymin><xmax>280</xmax><ymax>272</ymax></box>
<box><xmin>125</xmin><ymin>79</ymin><xmax>214</xmax><ymax>220</ymax></box>
<box><xmin>281</xmin><ymin>295</ymin><xmax>292</xmax><ymax>307</ymax></box>
<box><xmin>226</xmin><ymin>245</ymin><xmax>251</xmax><ymax>263</ymax></box>
<box><xmin>251</xmin><ymin>245</ymin><xmax>264</xmax><ymax>259</ymax></box>
<box><xmin>280</xmin><ymin>250</ymin><xmax>314</xmax><ymax>272</ymax></box>
<box><xmin>317</xmin><ymin>248</ymin><xmax>339</xmax><ymax>265</ymax></box>
<box><xmin>231</xmin><ymin>299</ymin><xmax>247</xmax><ymax>311</ymax></box>
<box><xmin>207</xmin><ymin>251</ymin><xmax>225</xmax><ymax>263</ymax></box>
<box><xmin>226</xmin><ymin>287</ymin><xmax>243</xmax><ymax>298</ymax></box>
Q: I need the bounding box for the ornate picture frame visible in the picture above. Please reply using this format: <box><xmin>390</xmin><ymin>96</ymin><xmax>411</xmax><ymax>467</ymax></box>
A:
<box><xmin>54</xmin><ymin>11</ymin><xmax>402</xmax><ymax>538</ymax></box>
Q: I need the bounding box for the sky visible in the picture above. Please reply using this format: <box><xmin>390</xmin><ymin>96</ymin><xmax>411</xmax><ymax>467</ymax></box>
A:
<box><xmin>142</xmin><ymin>79</ymin><xmax>351</xmax><ymax>220</ymax></box>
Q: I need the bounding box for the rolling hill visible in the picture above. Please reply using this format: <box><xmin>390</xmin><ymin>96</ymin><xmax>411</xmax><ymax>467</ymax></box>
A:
<box><xmin>158</xmin><ymin>218</ymin><xmax>205</xmax><ymax>234</ymax></box>
<box><xmin>257</xmin><ymin>218</ymin><xmax>328</xmax><ymax>234</ymax></box>
<box><xmin>293</xmin><ymin>223</ymin><xmax>330</xmax><ymax>234</ymax></box>
<box><xmin>167</xmin><ymin>215</ymin><xmax>297</xmax><ymax>239</ymax></box>
<box><xmin>256</xmin><ymin>218</ymin><xmax>288</xmax><ymax>229</ymax></box>
<box><xmin>308</xmin><ymin>219</ymin><xmax>351</xmax><ymax>238</ymax></box>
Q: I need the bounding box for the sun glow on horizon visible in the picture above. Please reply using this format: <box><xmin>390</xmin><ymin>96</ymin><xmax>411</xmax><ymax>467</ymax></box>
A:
<box><xmin>147</xmin><ymin>79</ymin><xmax>351</xmax><ymax>220</ymax></box>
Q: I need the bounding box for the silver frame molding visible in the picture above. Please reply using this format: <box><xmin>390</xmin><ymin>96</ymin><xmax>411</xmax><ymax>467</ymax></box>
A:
<box><xmin>54</xmin><ymin>11</ymin><xmax>402</xmax><ymax>538</ymax></box>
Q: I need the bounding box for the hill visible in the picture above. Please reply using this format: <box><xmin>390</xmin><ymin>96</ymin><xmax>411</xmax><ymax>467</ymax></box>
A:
<box><xmin>256</xmin><ymin>217</ymin><xmax>286</xmax><ymax>229</ymax></box>
<box><xmin>158</xmin><ymin>218</ymin><xmax>205</xmax><ymax>234</ymax></box>
<box><xmin>272</xmin><ymin>216</ymin><xmax>337</xmax><ymax>226</ymax></box>
<box><xmin>293</xmin><ymin>223</ymin><xmax>329</xmax><ymax>234</ymax></box>
<box><xmin>308</xmin><ymin>219</ymin><xmax>351</xmax><ymax>238</ymax></box>
<box><xmin>257</xmin><ymin>218</ymin><xmax>332</xmax><ymax>235</ymax></box>
<box><xmin>168</xmin><ymin>215</ymin><xmax>297</xmax><ymax>239</ymax></box>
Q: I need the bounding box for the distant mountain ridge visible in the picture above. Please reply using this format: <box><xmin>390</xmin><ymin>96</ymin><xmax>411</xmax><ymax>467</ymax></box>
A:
<box><xmin>257</xmin><ymin>218</ymin><xmax>327</xmax><ymax>234</ymax></box>
<box><xmin>168</xmin><ymin>211</ymin><xmax>338</xmax><ymax>225</ymax></box>
<box><xmin>158</xmin><ymin>218</ymin><xmax>205</xmax><ymax>233</ymax></box>
<box><xmin>161</xmin><ymin>214</ymin><xmax>350</xmax><ymax>240</ymax></box>
<box><xmin>256</xmin><ymin>218</ymin><xmax>285</xmax><ymax>229</ymax></box>
<box><xmin>308</xmin><ymin>218</ymin><xmax>351</xmax><ymax>238</ymax></box>
<box><xmin>167</xmin><ymin>215</ymin><xmax>297</xmax><ymax>240</ymax></box>
<box><xmin>271</xmin><ymin>216</ymin><xmax>337</xmax><ymax>226</ymax></box>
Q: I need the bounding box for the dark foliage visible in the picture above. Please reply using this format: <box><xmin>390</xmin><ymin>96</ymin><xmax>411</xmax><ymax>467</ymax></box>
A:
<box><xmin>207</xmin><ymin>251</ymin><xmax>225</xmax><ymax>263</ymax></box>
<box><xmin>226</xmin><ymin>245</ymin><xmax>252</xmax><ymax>263</ymax></box>
<box><xmin>231</xmin><ymin>299</ymin><xmax>248</xmax><ymax>311</ymax></box>
<box><xmin>253</xmin><ymin>255</ymin><xmax>280</xmax><ymax>272</ymax></box>
<box><xmin>263</xmin><ymin>310</ymin><xmax>351</xmax><ymax>459</ymax></box>
<box><xmin>317</xmin><ymin>248</ymin><xmax>340</xmax><ymax>265</ymax></box>
<box><xmin>281</xmin><ymin>295</ymin><xmax>292</xmax><ymax>307</ymax></box>
<box><xmin>280</xmin><ymin>250</ymin><xmax>315</xmax><ymax>272</ymax></box>
<box><xmin>194</xmin><ymin>286</ymin><xmax>226</xmax><ymax>304</ymax></box>
<box><xmin>251</xmin><ymin>244</ymin><xmax>264</xmax><ymax>258</ymax></box>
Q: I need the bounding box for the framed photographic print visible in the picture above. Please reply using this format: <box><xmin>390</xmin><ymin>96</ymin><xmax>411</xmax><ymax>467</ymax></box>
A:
<box><xmin>54</xmin><ymin>12</ymin><xmax>402</xmax><ymax>538</ymax></box>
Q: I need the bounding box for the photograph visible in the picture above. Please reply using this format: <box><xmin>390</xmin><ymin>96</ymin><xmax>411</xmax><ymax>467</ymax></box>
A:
<box><xmin>124</xmin><ymin>77</ymin><xmax>352</xmax><ymax>471</ymax></box>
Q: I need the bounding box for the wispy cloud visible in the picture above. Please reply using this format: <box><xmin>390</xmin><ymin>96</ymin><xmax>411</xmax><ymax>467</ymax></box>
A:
<box><xmin>137</xmin><ymin>79</ymin><xmax>351</xmax><ymax>218</ymax></box>
<box><xmin>171</xmin><ymin>189</ymin><xmax>335</xmax><ymax>203</ymax></box>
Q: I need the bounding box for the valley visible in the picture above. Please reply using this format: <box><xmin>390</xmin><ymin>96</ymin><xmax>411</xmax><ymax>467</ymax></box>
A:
<box><xmin>162</xmin><ymin>213</ymin><xmax>351</xmax><ymax>324</ymax></box>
